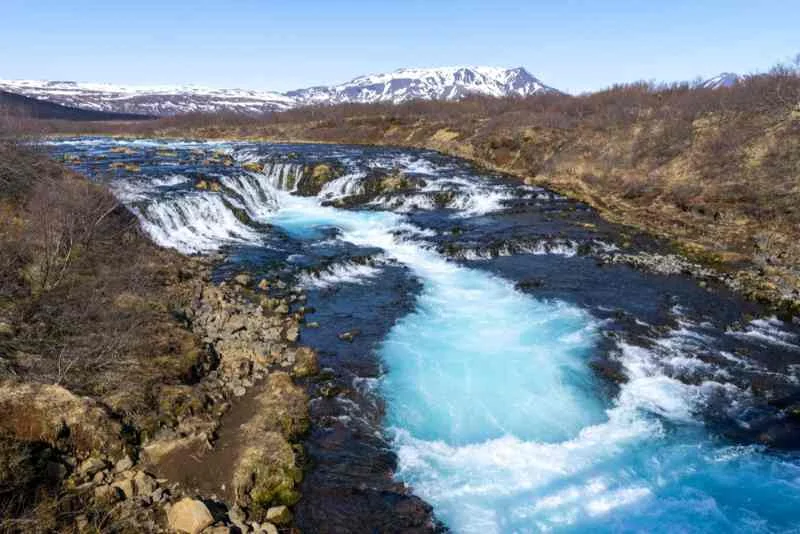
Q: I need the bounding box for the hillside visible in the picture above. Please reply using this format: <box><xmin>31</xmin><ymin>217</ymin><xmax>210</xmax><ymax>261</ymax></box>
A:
<box><xmin>0</xmin><ymin>90</ymin><xmax>153</xmax><ymax>121</ymax></box>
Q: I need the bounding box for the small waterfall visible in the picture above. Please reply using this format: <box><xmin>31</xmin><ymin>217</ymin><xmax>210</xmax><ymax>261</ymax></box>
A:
<box><xmin>262</xmin><ymin>161</ymin><xmax>305</xmax><ymax>192</ymax></box>
<box><xmin>219</xmin><ymin>173</ymin><xmax>280</xmax><ymax>219</ymax></box>
<box><xmin>319</xmin><ymin>171</ymin><xmax>367</xmax><ymax>199</ymax></box>
<box><xmin>134</xmin><ymin>193</ymin><xmax>262</xmax><ymax>254</ymax></box>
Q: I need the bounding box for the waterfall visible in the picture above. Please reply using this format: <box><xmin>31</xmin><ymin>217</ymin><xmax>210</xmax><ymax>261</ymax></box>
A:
<box><xmin>134</xmin><ymin>193</ymin><xmax>262</xmax><ymax>254</ymax></box>
<box><xmin>261</xmin><ymin>161</ymin><xmax>305</xmax><ymax>192</ymax></box>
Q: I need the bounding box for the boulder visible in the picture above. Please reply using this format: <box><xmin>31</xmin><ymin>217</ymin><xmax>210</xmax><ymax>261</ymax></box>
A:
<box><xmin>295</xmin><ymin>163</ymin><xmax>342</xmax><ymax>196</ymax></box>
<box><xmin>291</xmin><ymin>347</ymin><xmax>319</xmax><ymax>378</ymax></box>
<box><xmin>78</xmin><ymin>457</ymin><xmax>108</xmax><ymax>477</ymax></box>
<box><xmin>93</xmin><ymin>484</ymin><xmax>123</xmax><ymax>504</ymax></box>
<box><xmin>0</xmin><ymin>382</ymin><xmax>124</xmax><ymax>457</ymax></box>
<box><xmin>233</xmin><ymin>434</ymin><xmax>302</xmax><ymax>515</ymax></box>
<box><xmin>114</xmin><ymin>455</ymin><xmax>134</xmax><ymax>473</ymax></box>
<box><xmin>284</xmin><ymin>325</ymin><xmax>299</xmax><ymax>343</ymax></box>
<box><xmin>234</xmin><ymin>273</ymin><xmax>252</xmax><ymax>287</ymax></box>
<box><xmin>167</xmin><ymin>498</ymin><xmax>215</xmax><ymax>534</ymax></box>
<box><xmin>134</xmin><ymin>471</ymin><xmax>158</xmax><ymax>496</ymax></box>
<box><xmin>111</xmin><ymin>478</ymin><xmax>135</xmax><ymax>499</ymax></box>
<box><xmin>266</xmin><ymin>505</ymin><xmax>292</xmax><ymax>526</ymax></box>
<box><xmin>338</xmin><ymin>329</ymin><xmax>361</xmax><ymax>342</ymax></box>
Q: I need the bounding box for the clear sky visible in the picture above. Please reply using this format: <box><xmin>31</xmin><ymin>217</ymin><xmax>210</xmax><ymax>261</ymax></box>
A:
<box><xmin>1</xmin><ymin>0</ymin><xmax>797</xmax><ymax>94</ymax></box>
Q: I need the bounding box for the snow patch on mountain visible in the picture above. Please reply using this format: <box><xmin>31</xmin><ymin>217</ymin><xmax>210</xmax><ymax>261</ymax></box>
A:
<box><xmin>700</xmin><ymin>72</ymin><xmax>740</xmax><ymax>89</ymax></box>
<box><xmin>0</xmin><ymin>66</ymin><xmax>556</xmax><ymax>116</ymax></box>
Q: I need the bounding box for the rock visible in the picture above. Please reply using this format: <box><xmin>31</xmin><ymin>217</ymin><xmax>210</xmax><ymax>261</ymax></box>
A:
<box><xmin>285</xmin><ymin>325</ymin><xmax>299</xmax><ymax>343</ymax></box>
<box><xmin>134</xmin><ymin>471</ymin><xmax>158</xmax><ymax>496</ymax></box>
<box><xmin>233</xmin><ymin>434</ymin><xmax>302</xmax><ymax>515</ymax></box>
<box><xmin>94</xmin><ymin>484</ymin><xmax>123</xmax><ymax>504</ymax></box>
<box><xmin>242</xmin><ymin>161</ymin><xmax>263</xmax><ymax>173</ymax></box>
<box><xmin>228</xmin><ymin>505</ymin><xmax>249</xmax><ymax>532</ymax></box>
<box><xmin>257</xmin><ymin>279</ymin><xmax>270</xmax><ymax>291</ymax></box>
<box><xmin>295</xmin><ymin>163</ymin><xmax>342</xmax><ymax>196</ymax></box>
<box><xmin>234</xmin><ymin>273</ymin><xmax>252</xmax><ymax>287</ymax></box>
<box><xmin>152</xmin><ymin>487</ymin><xmax>166</xmax><ymax>503</ymax></box>
<box><xmin>338</xmin><ymin>329</ymin><xmax>361</xmax><ymax>342</ymax></box>
<box><xmin>0</xmin><ymin>383</ymin><xmax>126</xmax><ymax>457</ymax></box>
<box><xmin>275</xmin><ymin>302</ymin><xmax>289</xmax><ymax>314</ymax></box>
<box><xmin>111</xmin><ymin>478</ymin><xmax>135</xmax><ymax>499</ymax></box>
<box><xmin>203</xmin><ymin>526</ymin><xmax>232</xmax><ymax>534</ymax></box>
<box><xmin>265</xmin><ymin>505</ymin><xmax>292</xmax><ymax>526</ymax></box>
<box><xmin>78</xmin><ymin>457</ymin><xmax>107</xmax><ymax>477</ymax></box>
<box><xmin>291</xmin><ymin>347</ymin><xmax>319</xmax><ymax>378</ymax></box>
<box><xmin>114</xmin><ymin>455</ymin><xmax>134</xmax><ymax>473</ymax></box>
<box><xmin>167</xmin><ymin>498</ymin><xmax>215</xmax><ymax>534</ymax></box>
<box><xmin>233</xmin><ymin>386</ymin><xmax>247</xmax><ymax>397</ymax></box>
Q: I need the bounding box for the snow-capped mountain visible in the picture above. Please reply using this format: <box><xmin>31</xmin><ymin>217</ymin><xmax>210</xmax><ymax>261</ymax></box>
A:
<box><xmin>0</xmin><ymin>66</ymin><xmax>555</xmax><ymax>116</ymax></box>
<box><xmin>287</xmin><ymin>66</ymin><xmax>555</xmax><ymax>105</ymax></box>
<box><xmin>700</xmin><ymin>72</ymin><xmax>740</xmax><ymax>89</ymax></box>
<box><xmin>0</xmin><ymin>80</ymin><xmax>296</xmax><ymax>116</ymax></box>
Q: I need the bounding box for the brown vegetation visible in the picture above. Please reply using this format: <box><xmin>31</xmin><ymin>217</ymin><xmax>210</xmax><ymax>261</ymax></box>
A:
<box><xmin>0</xmin><ymin>141</ymin><xmax>208</xmax><ymax>529</ymax></box>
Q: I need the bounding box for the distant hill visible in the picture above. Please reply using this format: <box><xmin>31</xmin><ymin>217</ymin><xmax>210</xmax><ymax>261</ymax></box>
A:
<box><xmin>0</xmin><ymin>90</ymin><xmax>154</xmax><ymax>121</ymax></box>
<box><xmin>0</xmin><ymin>66</ymin><xmax>557</xmax><ymax>116</ymax></box>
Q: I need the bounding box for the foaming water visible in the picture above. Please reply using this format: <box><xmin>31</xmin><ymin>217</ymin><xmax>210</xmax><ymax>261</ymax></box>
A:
<box><xmin>253</xmin><ymin>180</ymin><xmax>800</xmax><ymax>533</ymax></box>
<box><xmin>46</xmin><ymin>138</ymin><xmax>800</xmax><ymax>533</ymax></box>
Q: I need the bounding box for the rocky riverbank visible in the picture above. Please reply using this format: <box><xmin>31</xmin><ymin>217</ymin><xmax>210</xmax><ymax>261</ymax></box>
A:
<box><xmin>2</xmin><ymin>258</ymin><xmax>318</xmax><ymax>533</ymax></box>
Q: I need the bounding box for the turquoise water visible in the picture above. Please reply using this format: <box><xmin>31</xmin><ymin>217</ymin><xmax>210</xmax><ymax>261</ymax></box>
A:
<box><xmin>266</xmin><ymin>190</ymin><xmax>800</xmax><ymax>534</ymax></box>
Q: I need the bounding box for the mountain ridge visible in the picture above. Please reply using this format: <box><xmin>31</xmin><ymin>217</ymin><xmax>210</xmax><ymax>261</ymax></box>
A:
<box><xmin>0</xmin><ymin>66</ymin><xmax>554</xmax><ymax>116</ymax></box>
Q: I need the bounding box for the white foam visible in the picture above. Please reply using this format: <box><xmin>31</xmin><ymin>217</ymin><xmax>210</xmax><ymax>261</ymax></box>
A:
<box><xmin>135</xmin><ymin>193</ymin><xmax>261</xmax><ymax>253</ymax></box>
<box><xmin>297</xmin><ymin>262</ymin><xmax>382</xmax><ymax>289</ymax></box>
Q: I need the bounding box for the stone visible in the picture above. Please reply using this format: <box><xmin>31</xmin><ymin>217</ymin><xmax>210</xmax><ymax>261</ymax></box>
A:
<box><xmin>261</xmin><ymin>523</ymin><xmax>279</xmax><ymax>534</ymax></box>
<box><xmin>114</xmin><ymin>455</ymin><xmax>134</xmax><ymax>473</ymax></box>
<box><xmin>111</xmin><ymin>478</ymin><xmax>135</xmax><ymax>499</ymax></box>
<box><xmin>78</xmin><ymin>457</ymin><xmax>108</xmax><ymax>477</ymax></box>
<box><xmin>257</xmin><ymin>279</ymin><xmax>270</xmax><ymax>291</ymax></box>
<box><xmin>234</xmin><ymin>273</ymin><xmax>252</xmax><ymax>287</ymax></box>
<box><xmin>338</xmin><ymin>329</ymin><xmax>360</xmax><ymax>342</ymax></box>
<box><xmin>203</xmin><ymin>527</ymin><xmax>232</xmax><ymax>534</ymax></box>
<box><xmin>228</xmin><ymin>505</ymin><xmax>248</xmax><ymax>532</ymax></box>
<box><xmin>291</xmin><ymin>347</ymin><xmax>319</xmax><ymax>378</ymax></box>
<box><xmin>134</xmin><ymin>471</ymin><xmax>158</xmax><ymax>496</ymax></box>
<box><xmin>167</xmin><ymin>498</ymin><xmax>215</xmax><ymax>534</ymax></box>
<box><xmin>94</xmin><ymin>484</ymin><xmax>123</xmax><ymax>504</ymax></box>
<box><xmin>265</xmin><ymin>505</ymin><xmax>292</xmax><ymax>526</ymax></box>
<box><xmin>285</xmin><ymin>325</ymin><xmax>299</xmax><ymax>343</ymax></box>
<box><xmin>233</xmin><ymin>386</ymin><xmax>247</xmax><ymax>397</ymax></box>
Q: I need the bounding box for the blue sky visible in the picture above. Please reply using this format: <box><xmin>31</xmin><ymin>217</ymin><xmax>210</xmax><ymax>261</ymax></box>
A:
<box><xmin>1</xmin><ymin>0</ymin><xmax>797</xmax><ymax>93</ymax></box>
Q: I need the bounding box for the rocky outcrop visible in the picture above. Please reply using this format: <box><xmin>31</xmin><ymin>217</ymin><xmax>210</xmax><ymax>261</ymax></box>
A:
<box><xmin>324</xmin><ymin>169</ymin><xmax>427</xmax><ymax>207</ymax></box>
<box><xmin>0</xmin><ymin>382</ymin><xmax>125</xmax><ymax>457</ymax></box>
<box><xmin>295</xmin><ymin>163</ymin><xmax>343</xmax><ymax>196</ymax></box>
